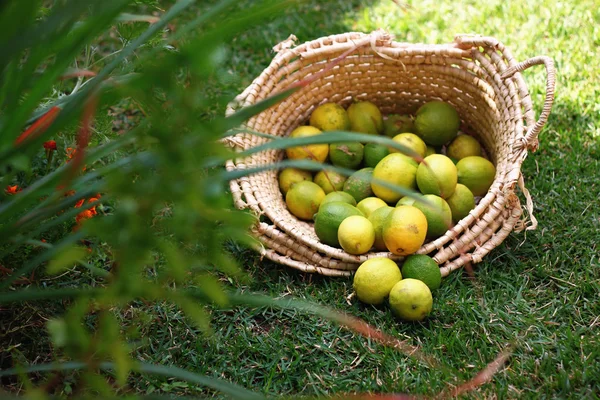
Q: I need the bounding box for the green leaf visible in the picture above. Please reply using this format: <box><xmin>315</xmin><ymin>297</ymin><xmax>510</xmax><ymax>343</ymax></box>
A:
<box><xmin>46</xmin><ymin>245</ymin><xmax>87</xmax><ymax>275</ymax></box>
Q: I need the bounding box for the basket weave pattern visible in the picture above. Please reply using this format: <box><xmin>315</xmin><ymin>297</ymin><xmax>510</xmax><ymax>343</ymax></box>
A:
<box><xmin>225</xmin><ymin>31</ymin><xmax>555</xmax><ymax>277</ymax></box>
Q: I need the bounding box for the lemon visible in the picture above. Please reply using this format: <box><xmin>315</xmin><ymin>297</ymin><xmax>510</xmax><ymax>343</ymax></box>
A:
<box><xmin>401</xmin><ymin>255</ymin><xmax>442</xmax><ymax>291</ymax></box>
<box><xmin>320</xmin><ymin>191</ymin><xmax>357</xmax><ymax>208</ymax></box>
<box><xmin>278</xmin><ymin>168</ymin><xmax>312</xmax><ymax>195</ymax></box>
<box><xmin>424</xmin><ymin>145</ymin><xmax>437</xmax><ymax>157</ymax></box>
<box><xmin>329</xmin><ymin>142</ymin><xmax>364</xmax><ymax>169</ymax></box>
<box><xmin>347</xmin><ymin>101</ymin><xmax>383</xmax><ymax>134</ymax></box>
<box><xmin>356</xmin><ymin>197</ymin><xmax>387</xmax><ymax>218</ymax></box>
<box><xmin>396</xmin><ymin>196</ymin><xmax>416</xmax><ymax>207</ymax></box>
<box><xmin>446</xmin><ymin>134</ymin><xmax>482</xmax><ymax>160</ymax></box>
<box><xmin>285</xmin><ymin>126</ymin><xmax>328</xmax><ymax>163</ymax></box>
<box><xmin>389</xmin><ymin>279</ymin><xmax>433</xmax><ymax>321</ymax></box>
<box><xmin>383</xmin><ymin>114</ymin><xmax>415</xmax><ymax>137</ymax></box>
<box><xmin>390</xmin><ymin>133</ymin><xmax>427</xmax><ymax>158</ymax></box>
<box><xmin>314</xmin><ymin>170</ymin><xmax>347</xmax><ymax>194</ymax></box>
<box><xmin>285</xmin><ymin>181</ymin><xmax>325</xmax><ymax>220</ymax></box>
<box><xmin>338</xmin><ymin>215</ymin><xmax>375</xmax><ymax>255</ymax></box>
<box><xmin>364</xmin><ymin>143</ymin><xmax>390</xmax><ymax>168</ymax></box>
<box><xmin>446</xmin><ymin>183</ymin><xmax>475</xmax><ymax>222</ymax></box>
<box><xmin>416</xmin><ymin>154</ymin><xmax>458</xmax><ymax>199</ymax></box>
<box><xmin>412</xmin><ymin>194</ymin><xmax>453</xmax><ymax>239</ymax></box>
<box><xmin>371</xmin><ymin>153</ymin><xmax>418</xmax><ymax>203</ymax></box>
<box><xmin>343</xmin><ymin>167</ymin><xmax>374</xmax><ymax>203</ymax></box>
<box><xmin>368</xmin><ymin>206</ymin><xmax>394</xmax><ymax>251</ymax></box>
<box><xmin>382</xmin><ymin>206</ymin><xmax>428</xmax><ymax>256</ymax></box>
<box><xmin>414</xmin><ymin>101</ymin><xmax>460</xmax><ymax>146</ymax></box>
<box><xmin>314</xmin><ymin>201</ymin><xmax>363</xmax><ymax>247</ymax></box>
<box><xmin>309</xmin><ymin>103</ymin><xmax>351</xmax><ymax>131</ymax></box>
<box><xmin>456</xmin><ymin>156</ymin><xmax>496</xmax><ymax>197</ymax></box>
<box><xmin>353</xmin><ymin>258</ymin><xmax>402</xmax><ymax>304</ymax></box>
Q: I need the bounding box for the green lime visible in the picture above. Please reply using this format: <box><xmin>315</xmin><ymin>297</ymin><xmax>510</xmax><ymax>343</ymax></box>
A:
<box><xmin>364</xmin><ymin>143</ymin><xmax>390</xmax><ymax>168</ymax></box>
<box><xmin>347</xmin><ymin>101</ymin><xmax>383</xmax><ymax>134</ymax></box>
<box><xmin>396</xmin><ymin>196</ymin><xmax>416</xmax><ymax>207</ymax></box>
<box><xmin>446</xmin><ymin>134</ymin><xmax>481</xmax><ymax>160</ymax></box>
<box><xmin>368</xmin><ymin>205</ymin><xmax>394</xmax><ymax>251</ymax></box>
<box><xmin>314</xmin><ymin>201</ymin><xmax>363</xmax><ymax>247</ymax></box>
<box><xmin>353</xmin><ymin>258</ymin><xmax>402</xmax><ymax>304</ymax></box>
<box><xmin>329</xmin><ymin>142</ymin><xmax>364</xmax><ymax>169</ymax></box>
<box><xmin>383</xmin><ymin>114</ymin><xmax>415</xmax><ymax>137</ymax></box>
<box><xmin>401</xmin><ymin>254</ymin><xmax>442</xmax><ymax>291</ymax></box>
<box><xmin>446</xmin><ymin>184</ymin><xmax>475</xmax><ymax>222</ymax></box>
<box><xmin>414</xmin><ymin>101</ymin><xmax>460</xmax><ymax>146</ymax></box>
<box><xmin>320</xmin><ymin>191</ymin><xmax>357</xmax><ymax>208</ymax></box>
<box><xmin>456</xmin><ymin>156</ymin><xmax>496</xmax><ymax>196</ymax></box>
<box><xmin>389</xmin><ymin>279</ymin><xmax>433</xmax><ymax>321</ymax></box>
<box><xmin>412</xmin><ymin>194</ymin><xmax>452</xmax><ymax>238</ymax></box>
<box><xmin>343</xmin><ymin>167</ymin><xmax>374</xmax><ymax>203</ymax></box>
<box><xmin>416</xmin><ymin>154</ymin><xmax>458</xmax><ymax>199</ymax></box>
<box><xmin>310</xmin><ymin>103</ymin><xmax>351</xmax><ymax>131</ymax></box>
<box><xmin>424</xmin><ymin>145</ymin><xmax>437</xmax><ymax>157</ymax></box>
<box><xmin>285</xmin><ymin>181</ymin><xmax>325</xmax><ymax>220</ymax></box>
<box><xmin>314</xmin><ymin>170</ymin><xmax>347</xmax><ymax>194</ymax></box>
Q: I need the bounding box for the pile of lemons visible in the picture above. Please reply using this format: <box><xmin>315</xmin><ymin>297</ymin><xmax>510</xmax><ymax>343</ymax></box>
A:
<box><xmin>279</xmin><ymin>100</ymin><xmax>496</xmax><ymax>318</ymax></box>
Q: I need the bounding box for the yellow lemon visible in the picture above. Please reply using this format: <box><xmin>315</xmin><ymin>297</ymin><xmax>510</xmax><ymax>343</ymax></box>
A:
<box><xmin>356</xmin><ymin>197</ymin><xmax>388</xmax><ymax>218</ymax></box>
<box><xmin>389</xmin><ymin>279</ymin><xmax>433</xmax><ymax>321</ymax></box>
<box><xmin>278</xmin><ymin>168</ymin><xmax>312</xmax><ymax>195</ymax></box>
<box><xmin>390</xmin><ymin>133</ymin><xmax>427</xmax><ymax>158</ymax></box>
<box><xmin>456</xmin><ymin>156</ymin><xmax>496</xmax><ymax>197</ymax></box>
<box><xmin>285</xmin><ymin>181</ymin><xmax>325</xmax><ymax>220</ymax></box>
<box><xmin>347</xmin><ymin>101</ymin><xmax>383</xmax><ymax>134</ymax></box>
<box><xmin>338</xmin><ymin>215</ymin><xmax>375</xmax><ymax>255</ymax></box>
<box><xmin>368</xmin><ymin>206</ymin><xmax>394</xmax><ymax>251</ymax></box>
<box><xmin>382</xmin><ymin>206</ymin><xmax>428</xmax><ymax>256</ymax></box>
<box><xmin>446</xmin><ymin>183</ymin><xmax>475</xmax><ymax>222</ymax></box>
<box><xmin>310</xmin><ymin>103</ymin><xmax>350</xmax><ymax>132</ymax></box>
<box><xmin>371</xmin><ymin>153</ymin><xmax>418</xmax><ymax>203</ymax></box>
<box><xmin>446</xmin><ymin>134</ymin><xmax>482</xmax><ymax>160</ymax></box>
<box><xmin>314</xmin><ymin>170</ymin><xmax>347</xmax><ymax>194</ymax></box>
<box><xmin>353</xmin><ymin>258</ymin><xmax>402</xmax><ymax>305</ymax></box>
<box><xmin>416</xmin><ymin>154</ymin><xmax>458</xmax><ymax>199</ymax></box>
<box><xmin>285</xmin><ymin>126</ymin><xmax>328</xmax><ymax>163</ymax></box>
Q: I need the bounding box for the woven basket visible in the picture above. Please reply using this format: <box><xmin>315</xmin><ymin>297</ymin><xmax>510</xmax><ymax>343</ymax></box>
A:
<box><xmin>225</xmin><ymin>31</ymin><xmax>555</xmax><ymax>277</ymax></box>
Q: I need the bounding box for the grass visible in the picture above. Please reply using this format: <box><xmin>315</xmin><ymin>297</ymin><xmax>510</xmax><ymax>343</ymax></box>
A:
<box><xmin>2</xmin><ymin>0</ymin><xmax>600</xmax><ymax>397</ymax></box>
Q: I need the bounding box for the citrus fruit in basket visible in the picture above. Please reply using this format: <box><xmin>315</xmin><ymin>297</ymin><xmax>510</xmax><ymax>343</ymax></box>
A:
<box><xmin>278</xmin><ymin>168</ymin><xmax>312</xmax><ymax>195</ymax></box>
<box><xmin>285</xmin><ymin>181</ymin><xmax>325</xmax><ymax>220</ymax></box>
<box><xmin>413</xmin><ymin>194</ymin><xmax>453</xmax><ymax>239</ymax></box>
<box><xmin>401</xmin><ymin>255</ymin><xmax>442</xmax><ymax>291</ymax></box>
<box><xmin>320</xmin><ymin>191</ymin><xmax>357</xmax><ymax>208</ymax></box>
<box><xmin>371</xmin><ymin>153</ymin><xmax>418</xmax><ymax>203</ymax></box>
<box><xmin>363</xmin><ymin>143</ymin><xmax>390</xmax><ymax>168</ymax></box>
<box><xmin>446</xmin><ymin>134</ymin><xmax>482</xmax><ymax>160</ymax></box>
<box><xmin>329</xmin><ymin>142</ymin><xmax>364</xmax><ymax>169</ymax></box>
<box><xmin>353</xmin><ymin>258</ymin><xmax>402</xmax><ymax>305</ymax></box>
<box><xmin>314</xmin><ymin>201</ymin><xmax>363</xmax><ymax>247</ymax></box>
<box><xmin>285</xmin><ymin>126</ymin><xmax>328</xmax><ymax>163</ymax></box>
<box><xmin>383</xmin><ymin>114</ymin><xmax>415</xmax><ymax>137</ymax></box>
<box><xmin>414</xmin><ymin>101</ymin><xmax>461</xmax><ymax>146</ymax></box>
<box><xmin>396</xmin><ymin>196</ymin><xmax>416</xmax><ymax>207</ymax></box>
<box><xmin>424</xmin><ymin>145</ymin><xmax>437</xmax><ymax>157</ymax></box>
<box><xmin>389</xmin><ymin>279</ymin><xmax>433</xmax><ymax>321</ymax></box>
<box><xmin>368</xmin><ymin>205</ymin><xmax>394</xmax><ymax>251</ymax></box>
<box><xmin>382</xmin><ymin>206</ymin><xmax>428</xmax><ymax>256</ymax></box>
<box><xmin>390</xmin><ymin>133</ymin><xmax>427</xmax><ymax>157</ymax></box>
<box><xmin>416</xmin><ymin>154</ymin><xmax>458</xmax><ymax>199</ymax></box>
<box><xmin>309</xmin><ymin>103</ymin><xmax>351</xmax><ymax>132</ymax></box>
<box><xmin>347</xmin><ymin>101</ymin><xmax>383</xmax><ymax>135</ymax></box>
<box><xmin>343</xmin><ymin>167</ymin><xmax>374</xmax><ymax>203</ymax></box>
<box><xmin>456</xmin><ymin>156</ymin><xmax>496</xmax><ymax>196</ymax></box>
<box><xmin>314</xmin><ymin>170</ymin><xmax>347</xmax><ymax>194</ymax></box>
<box><xmin>338</xmin><ymin>215</ymin><xmax>375</xmax><ymax>255</ymax></box>
<box><xmin>356</xmin><ymin>197</ymin><xmax>387</xmax><ymax>218</ymax></box>
<box><xmin>446</xmin><ymin>183</ymin><xmax>475</xmax><ymax>223</ymax></box>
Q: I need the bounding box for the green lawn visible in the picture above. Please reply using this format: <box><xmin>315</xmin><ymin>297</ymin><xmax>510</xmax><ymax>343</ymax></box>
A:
<box><xmin>3</xmin><ymin>0</ymin><xmax>599</xmax><ymax>398</ymax></box>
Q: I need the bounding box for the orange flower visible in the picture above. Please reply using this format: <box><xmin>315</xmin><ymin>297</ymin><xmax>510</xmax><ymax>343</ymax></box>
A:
<box><xmin>43</xmin><ymin>140</ymin><xmax>57</xmax><ymax>150</ymax></box>
<box><xmin>75</xmin><ymin>209</ymin><xmax>94</xmax><ymax>224</ymax></box>
<box><xmin>5</xmin><ymin>185</ymin><xmax>20</xmax><ymax>195</ymax></box>
<box><xmin>66</xmin><ymin>147</ymin><xmax>77</xmax><ymax>160</ymax></box>
<box><xmin>87</xmin><ymin>197</ymin><xmax>100</xmax><ymax>216</ymax></box>
<box><xmin>74</xmin><ymin>199</ymin><xmax>85</xmax><ymax>208</ymax></box>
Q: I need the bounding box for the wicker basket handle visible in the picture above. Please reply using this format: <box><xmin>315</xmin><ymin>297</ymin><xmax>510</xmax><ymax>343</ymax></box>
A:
<box><xmin>501</xmin><ymin>56</ymin><xmax>556</xmax><ymax>149</ymax></box>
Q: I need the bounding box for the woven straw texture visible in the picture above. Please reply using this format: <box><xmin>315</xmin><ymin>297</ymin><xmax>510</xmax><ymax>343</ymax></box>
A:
<box><xmin>225</xmin><ymin>31</ymin><xmax>555</xmax><ymax>277</ymax></box>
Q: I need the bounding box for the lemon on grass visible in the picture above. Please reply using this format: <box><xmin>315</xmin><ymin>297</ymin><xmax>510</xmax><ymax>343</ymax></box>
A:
<box><xmin>445</xmin><ymin>183</ymin><xmax>475</xmax><ymax>222</ymax></box>
<box><xmin>285</xmin><ymin>126</ymin><xmax>328</xmax><ymax>163</ymax></box>
<box><xmin>356</xmin><ymin>197</ymin><xmax>388</xmax><ymax>218</ymax></box>
<box><xmin>401</xmin><ymin>254</ymin><xmax>442</xmax><ymax>291</ymax></box>
<box><xmin>390</xmin><ymin>133</ymin><xmax>427</xmax><ymax>158</ymax></box>
<box><xmin>320</xmin><ymin>191</ymin><xmax>357</xmax><ymax>208</ymax></box>
<box><xmin>446</xmin><ymin>134</ymin><xmax>482</xmax><ymax>160</ymax></box>
<box><xmin>456</xmin><ymin>156</ymin><xmax>496</xmax><ymax>196</ymax></box>
<box><xmin>285</xmin><ymin>181</ymin><xmax>325</xmax><ymax>220</ymax></box>
<box><xmin>347</xmin><ymin>101</ymin><xmax>383</xmax><ymax>134</ymax></box>
<box><xmin>314</xmin><ymin>170</ymin><xmax>347</xmax><ymax>194</ymax></box>
<box><xmin>309</xmin><ymin>103</ymin><xmax>351</xmax><ymax>131</ymax></box>
<box><xmin>414</xmin><ymin>101</ymin><xmax>461</xmax><ymax>146</ymax></box>
<box><xmin>389</xmin><ymin>279</ymin><xmax>433</xmax><ymax>321</ymax></box>
<box><xmin>278</xmin><ymin>168</ymin><xmax>312</xmax><ymax>195</ymax></box>
<box><xmin>329</xmin><ymin>142</ymin><xmax>364</xmax><ymax>169</ymax></box>
<box><xmin>314</xmin><ymin>201</ymin><xmax>363</xmax><ymax>247</ymax></box>
<box><xmin>353</xmin><ymin>258</ymin><xmax>402</xmax><ymax>305</ymax></box>
<box><xmin>371</xmin><ymin>153</ymin><xmax>418</xmax><ymax>203</ymax></box>
<box><xmin>383</xmin><ymin>114</ymin><xmax>415</xmax><ymax>137</ymax></box>
<box><xmin>412</xmin><ymin>194</ymin><xmax>453</xmax><ymax>239</ymax></box>
<box><xmin>368</xmin><ymin>205</ymin><xmax>394</xmax><ymax>251</ymax></box>
<box><xmin>338</xmin><ymin>215</ymin><xmax>375</xmax><ymax>255</ymax></box>
<box><xmin>416</xmin><ymin>154</ymin><xmax>458</xmax><ymax>199</ymax></box>
<box><xmin>382</xmin><ymin>206</ymin><xmax>428</xmax><ymax>256</ymax></box>
<box><xmin>364</xmin><ymin>143</ymin><xmax>390</xmax><ymax>168</ymax></box>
